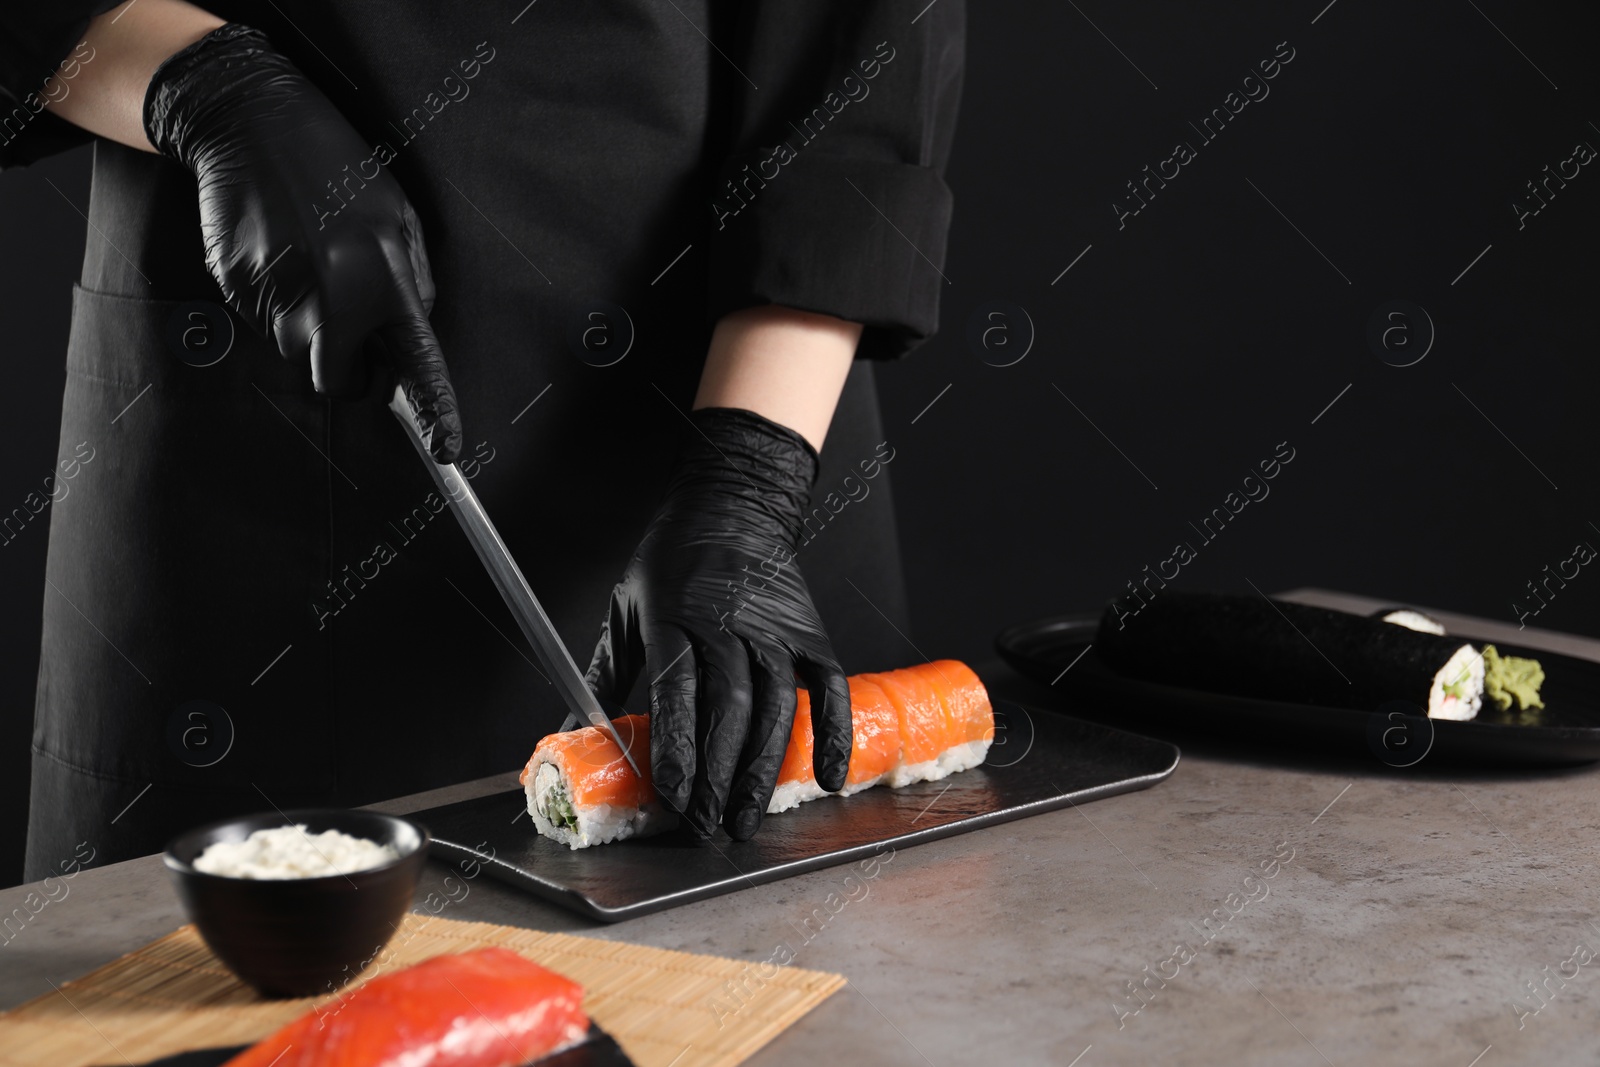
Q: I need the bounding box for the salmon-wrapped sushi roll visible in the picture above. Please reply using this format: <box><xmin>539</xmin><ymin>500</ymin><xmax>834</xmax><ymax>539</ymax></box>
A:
<box><xmin>520</xmin><ymin>713</ymin><xmax>677</xmax><ymax>849</ymax></box>
<box><xmin>519</xmin><ymin>661</ymin><xmax>994</xmax><ymax>848</ymax></box>
<box><xmin>861</xmin><ymin>659</ymin><xmax>994</xmax><ymax>787</ymax></box>
<box><xmin>933</xmin><ymin>659</ymin><xmax>999</xmax><ymax>747</ymax></box>
<box><xmin>768</xmin><ymin>675</ymin><xmax>902</xmax><ymax>813</ymax></box>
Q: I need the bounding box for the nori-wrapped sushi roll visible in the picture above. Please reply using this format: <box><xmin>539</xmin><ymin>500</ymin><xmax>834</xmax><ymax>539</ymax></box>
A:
<box><xmin>1096</xmin><ymin>592</ymin><xmax>1485</xmax><ymax>719</ymax></box>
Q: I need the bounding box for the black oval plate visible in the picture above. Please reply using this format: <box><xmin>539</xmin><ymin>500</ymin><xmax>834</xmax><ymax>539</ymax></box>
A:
<box><xmin>995</xmin><ymin>613</ymin><xmax>1600</xmax><ymax>767</ymax></box>
<box><xmin>134</xmin><ymin>1022</ymin><xmax>633</xmax><ymax>1066</ymax></box>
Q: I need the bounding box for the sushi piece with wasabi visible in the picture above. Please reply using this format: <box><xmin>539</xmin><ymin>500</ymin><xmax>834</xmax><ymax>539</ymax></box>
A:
<box><xmin>1096</xmin><ymin>592</ymin><xmax>1546</xmax><ymax>721</ymax></box>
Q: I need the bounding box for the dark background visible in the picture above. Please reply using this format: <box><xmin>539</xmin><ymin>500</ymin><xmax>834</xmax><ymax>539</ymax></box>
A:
<box><xmin>3</xmin><ymin>0</ymin><xmax>1596</xmax><ymax>887</ymax></box>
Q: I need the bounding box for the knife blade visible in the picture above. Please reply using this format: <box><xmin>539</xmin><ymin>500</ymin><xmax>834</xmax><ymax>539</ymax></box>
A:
<box><xmin>386</xmin><ymin>384</ymin><xmax>643</xmax><ymax>780</ymax></box>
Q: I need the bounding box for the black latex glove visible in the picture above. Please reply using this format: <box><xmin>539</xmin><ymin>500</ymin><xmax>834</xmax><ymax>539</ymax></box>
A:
<box><xmin>586</xmin><ymin>407</ymin><xmax>852</xmax><ymax>841</ymax></box>
<box><xmin>144</xmin><ymin>23</ymin><xmax>462</xmax><ymax>462</ymax></box>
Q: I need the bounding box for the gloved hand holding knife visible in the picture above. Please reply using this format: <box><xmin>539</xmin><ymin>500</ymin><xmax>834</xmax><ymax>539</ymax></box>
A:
<box><xmin>144</xmin><ymin>21</ymin><xmax>463</xmax><ymax>462</ymax></box>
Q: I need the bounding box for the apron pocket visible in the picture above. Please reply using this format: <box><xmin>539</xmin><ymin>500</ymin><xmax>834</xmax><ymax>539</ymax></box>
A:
<box><xmin>33</xmin><ymin>285</ymin><xmax>338</xmax><ymax>793</ymax></box>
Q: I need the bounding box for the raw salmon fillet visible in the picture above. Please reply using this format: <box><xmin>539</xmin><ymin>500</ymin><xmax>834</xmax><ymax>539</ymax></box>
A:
<box><xmin>222</xmin><ymin>947</ymin><xmax>588</xmax><ymax>1067</ymax></box>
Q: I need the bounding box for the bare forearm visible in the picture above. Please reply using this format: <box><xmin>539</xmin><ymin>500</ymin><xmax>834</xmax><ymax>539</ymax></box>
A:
<box><xmin>694</xmin><ymin>305</ymin><xmax>862</xmax><ymax>452</ymax></box>
<box><xmin>43</xmin><ymin>0</ymin><xmax>225</xmax><ymax>152</ymax></box>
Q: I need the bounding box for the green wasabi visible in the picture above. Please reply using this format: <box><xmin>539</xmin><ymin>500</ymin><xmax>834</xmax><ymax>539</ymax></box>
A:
<box><xmin>1482</xmin><ymin>644</ymin><xmax>1546</xmax><ymax>712</ymax></box>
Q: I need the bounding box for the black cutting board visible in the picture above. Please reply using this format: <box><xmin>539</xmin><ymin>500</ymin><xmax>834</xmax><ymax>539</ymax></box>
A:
<box><xmin>134</xmin><ymin>1023</ymin><xmax>633</xmax><ymax>1065</ymax></box>
<box><xmin>411</xmin><ymin>704</ymin><xmax>1178</xmax><ymax>921</ymax></box>
<box><xmin>996</xmin><ymin>613</ymin><xmax>1600</xmax><ymax>767</ymax></box>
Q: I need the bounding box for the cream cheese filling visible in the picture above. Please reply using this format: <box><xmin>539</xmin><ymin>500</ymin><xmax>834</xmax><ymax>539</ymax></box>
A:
<box><xmin>1429</xmin><ymin>643</ymin><xmax>1484</xmax><ymax>721</ymax></box>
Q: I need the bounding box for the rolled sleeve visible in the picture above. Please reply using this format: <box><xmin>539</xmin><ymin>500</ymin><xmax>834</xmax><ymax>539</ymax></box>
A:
<box><xmin>706</xmin><ymin>0</ymin><xmax>966</xmax><ymax>361</ymax></box>
<box><xmin>0</xmin><ymin>2</ymin><xmax>124</xmax><ymax>170</ymax></box>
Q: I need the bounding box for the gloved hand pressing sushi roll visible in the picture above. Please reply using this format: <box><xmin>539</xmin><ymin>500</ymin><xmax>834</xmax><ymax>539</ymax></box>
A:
<box><xmin>144</xmin><ymin>22</ymin><xmax>463</xmax><ymax>462</ymax></box>
<box><xmin>585</xmin><ymin>407</ymin><xmax>853</xmax><ymax>841</ymax></box>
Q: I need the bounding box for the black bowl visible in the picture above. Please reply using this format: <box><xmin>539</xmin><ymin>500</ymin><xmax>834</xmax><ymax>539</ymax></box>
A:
<box><xmin>164</xmin><ymin>809</ymin><xmax>429</xmax><ymax>998</ymax></box>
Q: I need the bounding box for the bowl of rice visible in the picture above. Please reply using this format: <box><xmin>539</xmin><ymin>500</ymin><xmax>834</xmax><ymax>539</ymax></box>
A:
<box><xmin>164</xmin><ymin>809</ymin><xmax>430</xmax><ymax>998</ymax></box>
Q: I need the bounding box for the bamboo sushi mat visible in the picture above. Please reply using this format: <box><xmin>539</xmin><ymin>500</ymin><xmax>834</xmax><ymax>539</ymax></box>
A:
<box><xmin>0</xmin><ymin>914</ymin><xmax>845</xmax><ymax>1067</ymax></box>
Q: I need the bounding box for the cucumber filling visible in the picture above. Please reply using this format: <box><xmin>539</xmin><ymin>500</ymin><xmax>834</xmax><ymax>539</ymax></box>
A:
<box><xmin>533</xmin><ymin>763</ymin><xmax>579</xmax><ymax>831</ymax></box>
<box><xmin>1429</xmin><ymin>644</ymin><xmax>1484</xmax><ymax>721</ymax></box>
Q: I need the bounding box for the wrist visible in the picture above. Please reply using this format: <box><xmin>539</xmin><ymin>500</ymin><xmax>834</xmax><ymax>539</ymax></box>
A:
<box><xmin>662</xmin><ymin>407</ymin><xmax>819</xmax><ymax>542</ymax></box>
<box><xmin>695</xmin><ymin>305</ymin><xmax>860</xmax><ymax>451</ymax></box>
<box><xmin>142</xmin><ymin>22</ymin><xmax>295</xmax><ymax>165</ymax></box>
<box><xmin>38</xmin><ymin>0</ymin><xmax>225</xmax><ymax>154</ymax></box>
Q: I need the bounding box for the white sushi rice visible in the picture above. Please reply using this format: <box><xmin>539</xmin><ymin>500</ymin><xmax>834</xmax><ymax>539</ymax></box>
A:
<box><xmin>192</xmin><ymin>825</ymin><xmax>399</xmax><ymax>879</ymax></box>
<box><xmin>767</xmin><ymin>725</ymin><xmax>993</xmax><ymax>813</ymax></box>
<box><xmin>766</xmin><ymin>779</ymin><xmax>827</xmax><ymax>814</ymax></box>
<box><xmin>1428</xmin><ymin>643</ymin><xmax>1484</xmax><ymax>721</ymax></box>
<box><xmin>886</xmin><ymin>738</ymin><xmax>992</xmax><ymax>788</ymax></box>
<box><xmin>525</xmin><ymin>759</ymin><xmax>676</xmax><ymax>850</ymax></box>
<box><xmin>1382</xmin><ymin>609</ymin><xmax>1447</xmax><ymax>635</ymax></box>
<box><xmin>766</xmin><ymin>769</ymin><xmax>896</xmax><ymax>814</ymax></box>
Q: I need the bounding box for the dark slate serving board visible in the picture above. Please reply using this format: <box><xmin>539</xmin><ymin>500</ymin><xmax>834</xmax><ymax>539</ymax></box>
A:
<box><xmin>410</xmin><ymin>703</ymin><xmax>1178</xmax><ymax>921</ymax></box>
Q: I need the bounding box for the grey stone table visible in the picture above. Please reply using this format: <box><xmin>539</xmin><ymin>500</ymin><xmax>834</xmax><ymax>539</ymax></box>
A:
<box><xmin>4</xmin><ymin>590</ymin><xmax>1599</xmax><ymax>1065</ymax></box>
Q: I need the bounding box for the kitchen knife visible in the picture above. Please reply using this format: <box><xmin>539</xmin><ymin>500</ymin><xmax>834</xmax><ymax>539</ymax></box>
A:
<box><xmin>386</xmin><ymin>384</ymin><xmax>643</xmax><ymax>779</ymax></box>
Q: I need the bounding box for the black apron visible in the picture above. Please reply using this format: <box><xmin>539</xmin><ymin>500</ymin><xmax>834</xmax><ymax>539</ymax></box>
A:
<box><xmin>23</xmin><ymin>0</ymin><xmax>919</xmax><ymax>879</ymax></box>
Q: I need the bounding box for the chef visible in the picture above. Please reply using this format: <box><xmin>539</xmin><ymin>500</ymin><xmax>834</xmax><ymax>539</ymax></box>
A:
<box><xmin>1</xmin><ymin>0</ymin><xmax>963</xmax><ymax>879</ymax></box>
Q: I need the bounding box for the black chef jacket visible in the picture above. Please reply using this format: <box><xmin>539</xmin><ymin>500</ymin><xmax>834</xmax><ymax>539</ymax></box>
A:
<box><xmin>1</xmin><ymin>0</ymin><xmax>965</xmax><ymax>881</ymax></box>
